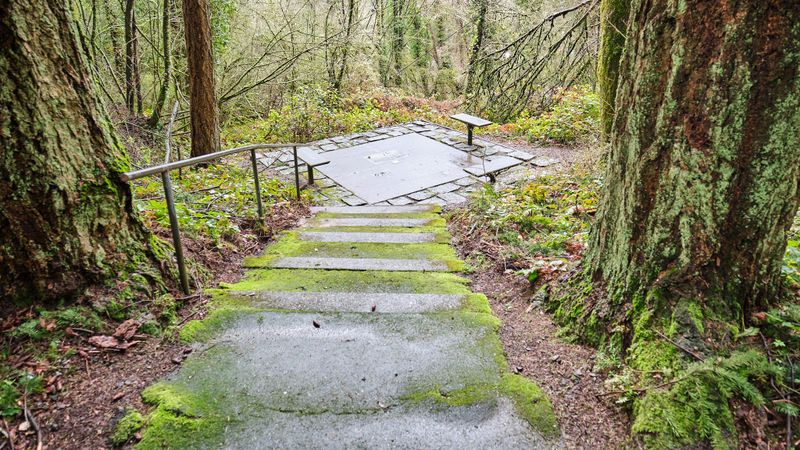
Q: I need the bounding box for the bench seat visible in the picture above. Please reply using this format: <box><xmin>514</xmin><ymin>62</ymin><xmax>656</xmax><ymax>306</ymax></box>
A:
<box><xmin>464</xmin><ymin>156</ymin><xmax>520</xmax><ymax>182</ymax></box>
<box><xmin>290</xmin><ymin>147</ymin><xmax>331</xmax><ymax>185</ymax></box>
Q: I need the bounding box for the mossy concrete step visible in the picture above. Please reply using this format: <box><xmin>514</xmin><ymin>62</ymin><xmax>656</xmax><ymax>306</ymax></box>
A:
<box><xmin>268</xmin><ymin>256</ymin><xmax>456</xmax><ymax>272</ymax></box>
<box><xmin>185</xmin><ymin>398</ymin><xmax>550</xmax><ymax>449</ymax></box>
<box><xmin>140</xmin><ymin>311</ymin><xmax>557</xmax><ymax>448</ymax></box>
<box><xmin>311</xmin><ymin>205</ymin><xmax>436</xmax><ymax>214</ymax></box>
<box><xmin>313</xmin><ymin>217</ymin><xmax>434</xmax><ymax>228</ymax></box>
<box><xmin>298</xmin><ymin>231</ymin><xmax>438</xmax><ymax>243</ymax></box>
<box><xmin>224</xmin><ymin>291</ymin><xmax>466</xmax><ymax>313</ymax></box>
<box><xmin>228</xmin><ymin>269</ymin><xmax>476</xmax><ymax>295</ymax></box>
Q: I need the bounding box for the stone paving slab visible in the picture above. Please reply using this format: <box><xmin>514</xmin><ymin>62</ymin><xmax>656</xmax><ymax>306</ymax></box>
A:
<box><xmin>227</xmin><ymin>291</ymin><xmax>465</xmax><ymax>313</ymax></box>
<box><xmin>298</xmin><ymin>231</ymin><xmax>437</xmax><ymax>243</ymax></box>
<box><xmin>311</xmin><ymin>205</ymin><xmax>435</xmax><ymax>214</ymax></box>
<box><xmin>313</xmin><ymin>217</ymin><xmax>434</xmax><ymax>228</ymax></box>
<box><xmin>270</xmin><ymin>257</ymin><xmax>452</xmax><ymax>272</ymax></box>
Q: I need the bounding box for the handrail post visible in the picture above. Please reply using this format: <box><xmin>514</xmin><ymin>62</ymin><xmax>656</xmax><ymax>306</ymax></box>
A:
<box><xmin>162</xmin><ymin>172</ymin><xmax>190</xmax><ymax>294</ymax></box>
<box><xmin>250</xmin><ymin>148</ymin><xmax>264</xmax><ymax>221</ymax></box>
<box><xmin>292</xmin><ymin>145</ymin><xmax>301</xmax><ymax>200</ymax></box>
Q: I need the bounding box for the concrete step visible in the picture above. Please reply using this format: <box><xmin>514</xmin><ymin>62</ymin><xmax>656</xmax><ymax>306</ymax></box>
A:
<box><xmin>225</xmin><ymin>291</ymin><xmax>465</xmax><ymax>313</ymax></box>
<box><xmin>311</xmin><ymin>205</ymin><xmax>435</xmax><ymax>214</ymax></box>
<box><xmin>298</xmin><ymin>231</ymin><xmax>436</xmax><ymax>243</ymax></box>
<box><xmin>312</xmin><ymin>217</ymin><xmax>433</xmax><ymax>228</ymax></box>
<box><xmin>268</xmin><ymin>257</ymin><xmax>453</xmax><ymax>272</ymax></box>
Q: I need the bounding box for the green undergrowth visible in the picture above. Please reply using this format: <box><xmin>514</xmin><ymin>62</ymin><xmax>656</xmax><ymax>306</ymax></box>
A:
<box><xmin>550</xmin><ymin>275</ymin><xmax>800</xmax><ymax>449</ymax></box>
<box><xmin>453</xmin><ymin>171</ymin><xmax>600</xmax><ymax>274</ymax></box>
<box><xmin>133</xmin><ymin>163</ymin><xmax>309</xmax><ymax>245</ymax></box>
<box><xmin>485</xmin><ymin>86</ymin><xmax>600</xmax><ymax>146</ymax></box>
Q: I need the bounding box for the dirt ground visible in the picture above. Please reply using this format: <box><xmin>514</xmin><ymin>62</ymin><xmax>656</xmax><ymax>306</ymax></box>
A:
<box><xmin>469</xmin><ymin>268</ymin><xmax>630</xmax><ymax>449</ymax></box>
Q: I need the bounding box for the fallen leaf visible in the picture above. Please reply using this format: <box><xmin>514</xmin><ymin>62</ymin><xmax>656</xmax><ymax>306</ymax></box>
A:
<box><xmin>312</xmin><ymin>320</ymin><xmax>321</xmax><ymax>328</ymax></box>
<box><xmin>18</xmin><ymin>421</ymin><xmax>30</xmax><ymax>432</ymax></box>
<box><xmin>113</xmin><ymin>319</ymin><xmax>141</xmax><ymax>341</ymax></box>
<box><xmin>171</xmin><ymin>355</ymin><xmax>183</xmax><ymax>364</ymax></box>
<box><xmin>112</xmin><ymin>392</ymin><xmax>125</xmax><ymax>402</ymax></box>
<box><xmin>88</xmin><ymin>335</ymin><xmax>120</xmax><ymax>348</ymax></box>
<box><xmin>371</xmin><ymin>304</ymin><xmax>377</xmax><ymax>312</ymax></box>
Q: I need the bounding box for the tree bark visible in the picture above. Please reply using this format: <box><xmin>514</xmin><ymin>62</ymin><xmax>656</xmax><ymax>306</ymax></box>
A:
<box><xmin>596</xmin><ymin>0</ymin><xmax>628</xmax><ymax>139</ymax></box>
<box><xmin>0</xmin><ymin>0</ymin><xmax>158</xmax><ymax>302</ymax></box>
<box><xmin>148</xmin><ymin>0</ymin><xmax>172</xmax><ymax>128</ymax></box>
<box><xmin>465</xmin><ymin>0</ymin><xmax>488</xmax><ymax>94</ymax></box>
<box><xmin>390</xmin><ymin>0</ymin><xmax>404</xmax><ymax>86</ymax></box>
<box><xmin>182</xmin><ymin>0</ymin><xmax>220</xmax><ymax>157</ymax></box>
<box><xmin>124</xmin><ymin>0</ymin><xmax>143</xmax><ymax>114</ymax></box>
<box><xmin>581</xmin><ymin>0</ymin><xmax>800</xmax><ymax>343</ymax></box>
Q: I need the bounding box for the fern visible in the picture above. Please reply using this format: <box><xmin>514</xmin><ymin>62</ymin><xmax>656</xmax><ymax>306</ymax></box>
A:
<box><xmin>632</xmin><ymin>350</ymin><xmax>776</xmax><ymax>449</ymax></box>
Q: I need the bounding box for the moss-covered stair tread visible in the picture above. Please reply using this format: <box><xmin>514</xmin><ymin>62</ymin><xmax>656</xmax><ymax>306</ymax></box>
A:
<box><xmin>135</xmin><ymin>205</ymin><xmax>562</xmax><ymax>449</ymax></box>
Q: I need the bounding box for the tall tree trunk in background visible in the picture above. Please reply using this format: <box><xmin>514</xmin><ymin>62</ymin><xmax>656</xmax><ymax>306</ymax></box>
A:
<box><xmin>390</xmin><ymin>0</ymin><xmax>404</xmax><ymax>86</ymax></box>
<box><xmin>124</xmin><ymin>0</ymin><xmax>143</xmax><ymax>114</ymax></box>
<box><xmin>148</xmin><ymin>0</ymin><xmax>172</xmax><ymax>128</ymax></box>
<box><xmin>105</xmin><ymin>0</ymin><xmax>125</xmax><ymax>76</ymax></box>
<box><xmin>182</xmin><ymin>0</ymin><xmax>220</xmax><ymax>157</ymax></box>
<box><xmin>333</xmin><ymin>0</ymin><xmax>357</xmax><ymax>92</ymax></box>
<box><xmin>0</xmin><ymin>0</ymin><xmax>159</xmax><ymax>302</ymax></box>
<box><xmin>596</xmin><ymin>0</ymin><xmax>629</xmax><ymax>139</ymax></box>
<box><xmin>573</xmin><ymin>0</ymin><xmax>800</xmax><ymax>348</ymax></box>
<box><xmin>466</xmin><ymin>0</ymin><xmax>487</xmax><ymax>94</ymax></box>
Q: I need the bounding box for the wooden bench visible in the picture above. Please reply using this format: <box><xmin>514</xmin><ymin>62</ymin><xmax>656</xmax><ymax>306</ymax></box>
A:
<box><xmin>464</xmin><ymin>156</ymin><xmax>520</xmax><ymax>183</ymax></box>
<box><xmin>450</xmin><ymin>113</ymin><xmax>493</xmax><ymax>145</ymax></box>
<box><xmin>295</xmin><ymin>147</ymin><xmax>331</xmax><ymax>185</ymax></box>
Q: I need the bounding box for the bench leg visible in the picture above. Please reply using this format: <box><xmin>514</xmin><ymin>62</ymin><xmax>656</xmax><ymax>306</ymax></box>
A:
<box><xmin>488</xmin><ymin>173</ymin><xmax>496</xmax><ymax>183</ymax></box>
<box><xmin>467</xmin><ymin>125</ymin><xmax>474</xmax><ymax>146</ymax></box>
<box><xmin>307</xmin><ymin>165</ymin><xmax>315</xmax><ymax>185</ymax></box>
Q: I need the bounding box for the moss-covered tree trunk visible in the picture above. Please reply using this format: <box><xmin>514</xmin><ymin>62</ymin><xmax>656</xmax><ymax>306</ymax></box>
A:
<box><xmin>596</xmin><ymin>0</ymin><xmax>628</xmax><ymax>139</ymax></box>
<box><xmin>582</xmin><ymin>0</ymin><xmax>800</xmax><ymax>344</ymax></box>
<box><xmin>182</xmin><ymin>0</ymin><xmax>220</xmax><ymax>157</ymax></box>
<box><xmin>0</xmin><ymin>0</ymin><xmax>158</xmax><ymax>302</ymax></box>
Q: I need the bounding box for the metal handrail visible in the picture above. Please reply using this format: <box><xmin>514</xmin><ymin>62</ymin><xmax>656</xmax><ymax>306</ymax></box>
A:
<box><xmin>122</xmin><ymin>141</ymin><xmax>304</xmax><ymax>295</ymax></box>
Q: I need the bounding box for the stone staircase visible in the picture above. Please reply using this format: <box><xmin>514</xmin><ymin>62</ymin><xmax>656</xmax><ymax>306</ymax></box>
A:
<box><xmin>136</xmin><ymin>205</ymin><xmax>561</xmax><ymax>449</ymax></box>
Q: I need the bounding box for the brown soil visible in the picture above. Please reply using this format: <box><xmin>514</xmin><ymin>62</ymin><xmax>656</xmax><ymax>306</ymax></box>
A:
<box><xmin>1</xmin><ymin>202</ymin><xmax>309</xmax><ymax>450</ymax></box>
<box><xmin>447</xmin><ymin>205</ymin><xmax>630</xmax><ymax>449</ymax></box>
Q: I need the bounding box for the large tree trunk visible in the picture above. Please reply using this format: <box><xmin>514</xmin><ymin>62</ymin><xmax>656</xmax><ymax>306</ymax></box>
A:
<box><xmin>0</xmin><ymin>0</ymin><xmax>158</xmax><ymax>302</ymax></box>
<box><xmin>182</xmin><ymin>0</ymin><xmax>220</xmax><ymax>157</ymax></box>
<box><xmin>580</xmin><ymin>0</ymin><xmax>800</xmax><ymax>343</ymax></box>
<box><xmin>596</xmin><ymin>0</ymin><xmax>628</xmax><ymax>139</ymax></box>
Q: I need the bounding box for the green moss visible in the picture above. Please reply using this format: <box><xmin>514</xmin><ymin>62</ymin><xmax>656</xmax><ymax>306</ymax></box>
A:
<box><xmin>244</xmin><ymin>233</ymin><xmax>461</xmax><ymax>266</ymax></box>
<box><xmin>402</xmin><ymin>384</ymin><xmax>494</xmax><ymax>407</ymax></box>
<box><xmin>462</xmin><ymin>293</ymin><xmax>492</xmax><ymax>314</ymax></box>
<box><xmin>179</xmin><ymin>294</ymin><xmax>261</xmax><ymax>342</ymax></box>
<box><xmin>227</xmin><ymin>269</ymin><xmax>473</xmax><ymax>294</ymax></box>
<box><xmin>301</xmin><ymin>226</ymin><xmax>451</xmax><ymax>243</ymax></box>
<box><xmin>136</xmin><ymin>382</ymin><xmax>228</xmax><ymax>450</ymax></box>
<box><xmin>111</xmin><ymin>408</ymin><xmax>144</xmax><ymax>446</ymax></box>
<box><xmin>500</xmin><ymin>373</ymin><xmax>559</xmax><ymax>437</ymax></box>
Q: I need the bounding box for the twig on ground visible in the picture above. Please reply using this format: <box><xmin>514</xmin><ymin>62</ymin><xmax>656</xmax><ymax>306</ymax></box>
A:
<box><xmin>23</xmin><ymin>396</ymin><xmax>42</xmax><ymax>450</ymax></box>
<box><xmin>176</xmin><ymin>293</ymin><xmax>201</xmax><ymax>302</ymax></box>
<box><xmin>0</xmin><ymin>421</ymin><xmax>9</xmax><ymax>450</ymax></box>
<box><xmin>655</xmin><ymin>330</ymin><xmax>703</xmax><ymax>361</ymax></box>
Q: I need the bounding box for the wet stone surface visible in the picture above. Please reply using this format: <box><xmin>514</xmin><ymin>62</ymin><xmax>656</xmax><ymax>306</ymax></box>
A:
<box><xmin>139</xmin><ymin>206</ymin><xmax>560</xmax><ymax>448</ymax></box>
<box><xmin>257</xmin><ymin>121</ymin><xmax>553</xmax><ymax>206</ymax></box>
